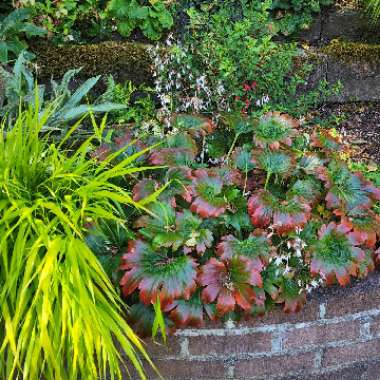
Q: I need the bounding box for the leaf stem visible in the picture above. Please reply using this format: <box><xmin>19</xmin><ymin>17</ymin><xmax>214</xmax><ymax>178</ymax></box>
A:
<box><xmin>225</xmin><ymin>132</ymin><xmax>240</xmax><ymax>163</ymax></box>
<box><xmin>264</xmin><ymin>171</ymin><xmax>271</xmax><ymax>190</ymax></box>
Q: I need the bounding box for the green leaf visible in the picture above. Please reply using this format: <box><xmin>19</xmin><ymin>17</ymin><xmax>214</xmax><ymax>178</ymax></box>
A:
<box><xmin>255</xmin><ymin>150</ymin><xmax>293</xmax><ymax>175</ymax></box>
<box><xmin>0</xmin><ymin>42</ymin><xmax>8</xmax><ymax>63</ymax></box>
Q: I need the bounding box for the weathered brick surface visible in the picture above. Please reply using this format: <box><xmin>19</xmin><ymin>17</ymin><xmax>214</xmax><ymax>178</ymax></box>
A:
<box><xmin>283</xmin><ymin>363</ymin><xmax>367</xmax><ymax>380</ymax></box>
<box><xmin>143</xmin><ymin>337</ymin><xmax>183</xmax><ymax>359</ymax></box>
<box><xmin>127</xmin><ymin>271</ymin><xmax>380</xmax><ymax>380</ymax></box>
<box><xmin>234</xmin><ymin>352</ymin><xmax>316</xmax><ymax>379</ymax></box>
<box><xmin>324</xmin><ymin>274</ymin><xmax>380</xmax><ymax>318</ymax></box>
<box><xmin>371</xmin><ymin>315</ymin><xmax>380</xmax><ymax>338</ymax></box>
<box><xmin>153</xmin><ymin>359</ymin><xmax>226</xmax><ymax>380</ymax></box>
<box><xmin>188</xmin><ymin>332</ymin><xmax>272</xmax><ymax>356</ymax></box>
<box><xmin>283</xmin><ymin>320</ymin><xmax>361</xmax><ymax>349</ymax></box>
<box><xmin>323</xmin><ymin>339</ymin><xmax>380</xmax><ymax>367</ymax></box>
<box><xmin>366</xmin><ymin>360</ymin><xmax>380</xmax><ymax>380</ymax></box>
<box><xmin>130</xmin><ymin>359</ymin><xmax>226</xmax><ymax>380</ymax></box>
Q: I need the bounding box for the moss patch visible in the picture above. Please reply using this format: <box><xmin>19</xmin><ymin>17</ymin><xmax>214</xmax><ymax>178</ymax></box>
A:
<box><xmin>322</xmin><ymin>39</ymin><xmax>380</xmax><ymax>63</ymax></box>
<box><xmin>32</xmin><ymin>41</ymin><xmax>154</xmax><ymax>85</ymax></box>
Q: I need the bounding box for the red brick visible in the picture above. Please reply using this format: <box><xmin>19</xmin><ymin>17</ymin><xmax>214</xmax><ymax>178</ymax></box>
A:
<box><xmin>234</xmin><ymin>351</ymin><xmax>316</xmax><ymax>379</ymax></box>
<box><xmin>283</xmin><ymin>320</ymin><xmax>361</xmax><ymax>349</ymax></box>
<box><xmin>134</xmin><ymin>359</ymin><xmax>226</xmax><ymax>380</ymax></box>
<box><xmin>144</xmin><ymin>336</ymin><xmax>182</xmax><ymax>359</ymax></box>
<box><xmin>371</xmin><ymin>316</ymin><xmax>380</xmax><ymax>337</ymax></box>
<box><xmin>366</xmin><ymin>360</ymin><xmax>380</xmax><ymax>380</ymax></box>
<box><xmin>325</xmin><ymin>274</ymin><xmax>380</xmax><ymax>318</ymax></box>
<box><xmin>285</xmin><ymin>363</ymin><xmax>367</xmax><ymax>380</ymax></box>
<box><xmin>323</xmin><ymin>339</ymin><xmax>380</xmax><ymax>367</ymax></box>
<box><xmin>188</xmin><ymin>332</ymin><xmax>272</xmax><ymax>356</ymax></box>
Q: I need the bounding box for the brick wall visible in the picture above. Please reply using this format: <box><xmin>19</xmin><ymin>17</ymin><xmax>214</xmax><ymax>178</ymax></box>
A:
<box><xmin>139</xmin><ymin>271</ymin><xmax>380</xmax><ymax>380</ymax></box>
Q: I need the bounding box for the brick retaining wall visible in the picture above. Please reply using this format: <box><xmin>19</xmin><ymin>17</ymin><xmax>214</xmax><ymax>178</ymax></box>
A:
<box><xmin>139</xmin><ymin>271</ymin><xmax>380</xmax><ymax>380</ymax></box>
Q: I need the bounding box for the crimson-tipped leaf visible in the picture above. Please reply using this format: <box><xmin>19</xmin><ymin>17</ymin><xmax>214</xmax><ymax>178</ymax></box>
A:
<box><xmin>310</xmin><ymin>222</ymin><xmax>367</xmax><ymax>286</ymax></box>
<box><xmin>248</xmin><ymin>190</ymin><xmax>311</xmax><ymax>234</ymax></box>
<box><xmin>198</xmin><ymin>257</ymin><xmax>263</xmax><ymax>316</ymax></box>
<box><xmin>120</xmin><ymin>240</ymin><xmax>198</xmax><ymax>306</ymax></box>
<box><xmin>190</xmin><ymin>169</ymin><xmax>228</xmax><ymax>218</ymax></box>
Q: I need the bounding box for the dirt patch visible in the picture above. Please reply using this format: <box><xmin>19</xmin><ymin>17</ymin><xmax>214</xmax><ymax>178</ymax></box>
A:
<box><xmin>316</xmin><ymin>102</ymin><xmax>380</xmax><ymax>163</ymax></box>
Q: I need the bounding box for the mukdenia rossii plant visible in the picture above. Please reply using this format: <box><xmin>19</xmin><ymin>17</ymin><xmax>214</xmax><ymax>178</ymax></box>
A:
<box><xmin>89</xmin><ymin>112</ymin><xmax>380</xmax><ymax>333</ymax></box>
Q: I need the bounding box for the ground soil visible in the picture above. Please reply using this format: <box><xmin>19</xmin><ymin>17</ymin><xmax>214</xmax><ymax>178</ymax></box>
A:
<box><xmin>317</xmin><ymin>102</ymin><xmax>380</xmax><ymax>163</ymax></box>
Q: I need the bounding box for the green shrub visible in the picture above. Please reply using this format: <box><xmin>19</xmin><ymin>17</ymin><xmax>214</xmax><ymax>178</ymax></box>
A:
<box><xmin>270</xmin><ymin>0</ymin><xmax>334</xmax><ymax>35</ymax></box>
<box><xmin>107</xmin><ymin>0</ymin><xmax>174</xmax><ymax>41</ymax></box>
<box><xmin>152</xmin><ymin>1</ymin><xmax>339</xmax><ymax>120</ymax></box>
<box><xmin>0</xmin><ymin>8</ymin><xmax>46</xmax><ymax>62</ymax></box>
<box><xmin>0</xmin><ymin>106</ymin><xmax>162</xmax><ymax>379</ymax></box>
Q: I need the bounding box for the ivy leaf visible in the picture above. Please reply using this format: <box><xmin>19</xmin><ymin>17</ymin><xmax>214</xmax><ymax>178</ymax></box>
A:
<box><xmin>214</xmin><ymin>167</ymin><xmax>243</xmax><ymax>187</ymax></box>
<box><xmin>310</xmin><ymin>222</ymin><xmax>367</xmax><ymax>286</ymax></box>
<box><xmin>248</xmin><ymin>190</ymin><xmax>311</xmax><ymax>234</ymax></box>
<box><xmin>223</xmin><ymin>113</ymin><xmax>254</xmax><ymax>135</ymax></box>
<box><xmin>224</xmin><ymin>210</ymin><xmax>253</xmax><ymax>233</ymax></box>
<box><xmin>263</xmin><ymin>265</ymin><xmax>306</xmax><ymax>312</ymax></box>
<box><xmin>149</xmin><ymin>147</ymin><xmax>196</xmax><ymax>166</ymax></box>
<box><xmin>190</xmin><ymin>169</ymin><xmax>228</xmax><ymax>218</ymax></box>
<box><xmin>322</xmin><ymin>161</ymin><xmax>380</xmax><ymax>211</ymax></box>
<box><xmin>120</xmin><ymin>240</ymin><xmax>198</xmax><ymax>306</ymax></box>
<box><xmin>254</xmin><ymin>150</ymin><xmax>293</xmax><ymax>175</ymax></box>
<box><xmin>198</xmin><ymin>257</ymin><xmax>263</xmax><ymax>316</ymax></box>
<box><xmin>217</xmin><ymin>234</ymin><xmax>271</xmax><ymax>268</ymax></box>
<box><xmin>253</xmin><ymin>112</ymin><xmax>297</xmax><ymax>149</ymax></box>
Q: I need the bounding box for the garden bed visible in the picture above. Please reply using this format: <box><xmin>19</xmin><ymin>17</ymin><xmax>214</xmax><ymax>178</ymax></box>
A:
<box><xmin>2</xmin><ymin>1</ymin><xmax>380</xmax><ymax>380</ymax></box>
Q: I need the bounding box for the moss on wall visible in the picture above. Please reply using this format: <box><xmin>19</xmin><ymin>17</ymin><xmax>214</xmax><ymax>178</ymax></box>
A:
<box><xmin>322</xmin><ymin>39</ymin><xmax>380</xmax><ymax>63</ymax></box>
<box><xmin>32</xmin><ymin>41</ymin><xmax>154</xmax><ymax>85</ymax></box>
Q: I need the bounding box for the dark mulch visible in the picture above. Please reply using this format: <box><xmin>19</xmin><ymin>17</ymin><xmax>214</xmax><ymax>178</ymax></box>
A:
<box><xmin>317</xmin><ymin>102</ymin><xmax>380</xmax><ymax>163</ymax></box>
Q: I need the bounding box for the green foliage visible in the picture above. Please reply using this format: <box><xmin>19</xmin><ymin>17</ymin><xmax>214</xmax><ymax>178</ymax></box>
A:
<box><xmin>0</xmin><ymin>8</ymin><xmax>46</xmax><ymax>62</ymax></box>
<box><xmin>25</xmin><ymin>0</ymin><xmax>108</xmax><ymax>42</ymax></box>
<box><xmin>107</xmin><ymin>0</ymin><xmax>173</xmax><ymax>40</ymax></box>
<box><xmin>0</xmin><ymin>107</ymin><xmax>163</xmax><ymax>379</ymax></box>
<box><xmin>270</xmin><ymin>0</ymin><xmax>334</xmax><ymax>35</ymax></box>
<box><xmin>0</xmin><ymin>53</ymin><xmax>126</xmax><ymax>129</ymax></box>
<box><xmin>364</xmin><ymin>0</ymin><xmax>380</xmax><ymax>24</ymax></box>
<box><xmin>98</xmin><ymin>76</ymin><xmax>157</xmax><ymax>125</ymax></box>
<box><xmin>153</xmin><ymin>1</ymin><xmax>339</xmax><ymax>118</ymax></box>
